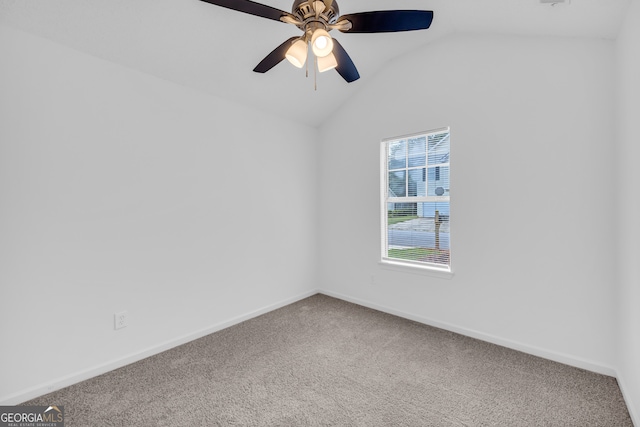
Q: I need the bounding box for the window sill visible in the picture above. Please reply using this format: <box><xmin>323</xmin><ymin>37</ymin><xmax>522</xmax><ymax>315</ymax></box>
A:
<box><xmin>378</xmin><ymin>260</ymin><xmax>455</xmax><ymax>280</ymax></box>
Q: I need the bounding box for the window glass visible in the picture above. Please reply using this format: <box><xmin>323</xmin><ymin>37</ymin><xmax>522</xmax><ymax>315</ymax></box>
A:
<box><xmin>388</xmin><ymin>140</ymin><xmax>406</xmax><ymax>170</ymax></box>
<box><xmin>427</xmin><ymin>166</ymin><xmax>450</xmax><ymax>197</ymax></box>
<box><xmin>408</xmin><ymin>136</ymin><xmax>426</xmax><ymax>167</ymax></box>
<box><xmin>408</xmin><ymin>169</ymin><xmax>427</xmax><ymax>197</ymax></box>
<box><xmin>388</xmin><ymin>170</ymin><xmax>406</xmax><ymax>197</ymax></box>
<box><xmin>428</xmin><ymin>133</ymin><xmax>450</xmax><ymax>166</ymax></box>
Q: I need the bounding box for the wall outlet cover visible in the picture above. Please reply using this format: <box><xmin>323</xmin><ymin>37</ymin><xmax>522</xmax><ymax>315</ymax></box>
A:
<box><xmin>114</xmin><ymin>311</ymin><xmax>128</xmax><ymax>330</ymax></box>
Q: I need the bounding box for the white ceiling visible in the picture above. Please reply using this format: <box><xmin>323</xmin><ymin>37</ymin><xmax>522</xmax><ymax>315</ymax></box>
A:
<box><xmin>0</xmin><ymin>0</ymin><xmax>630</xmax><ymax>127</ymax></box>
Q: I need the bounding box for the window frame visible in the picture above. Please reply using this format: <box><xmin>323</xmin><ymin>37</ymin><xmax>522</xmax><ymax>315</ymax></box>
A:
<box><xmin>379</xmin><ymin>127</ymin><xmax>453</xmax><ymax>277</ymax></box>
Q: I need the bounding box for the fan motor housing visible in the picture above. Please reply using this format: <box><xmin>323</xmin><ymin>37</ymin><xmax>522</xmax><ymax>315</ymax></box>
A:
<box><xmin>292</xmin><ymin>0</ymin><xmax>340</xmax><ymax>24</ymax></box>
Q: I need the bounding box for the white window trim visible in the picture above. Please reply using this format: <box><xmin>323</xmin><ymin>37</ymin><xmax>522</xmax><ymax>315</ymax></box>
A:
<box><xmin>380</xmin><ymin>127</ymin><xmax>452</xmax><ymax>277</ymax></box>
<box><xmin>378</xmin><ymin>259</ymin><xmax>454</xmax><ymax>279</ymax></box>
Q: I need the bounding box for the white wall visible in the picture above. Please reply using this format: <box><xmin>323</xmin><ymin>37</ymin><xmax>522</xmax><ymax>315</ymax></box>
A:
<box><xmin>616</xmin><ymin>0</ymin><xmax>640</xmax><ymax>422</ymax></box>
<box><xmin>318</xmin><ymin>34</ymin><xmax>618</xmax><ymax>373</ymax></box>
<box><xmin>0</xmin><ymin>25</ymin><xmax>318</xmax><ymax>403</ymax></box>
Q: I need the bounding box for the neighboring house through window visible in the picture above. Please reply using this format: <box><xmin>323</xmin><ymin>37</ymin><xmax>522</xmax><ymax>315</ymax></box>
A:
<box><xmin>380</xmin><ymin>127</ymin><xmax>451</xmax><ymax>271</ymax></box>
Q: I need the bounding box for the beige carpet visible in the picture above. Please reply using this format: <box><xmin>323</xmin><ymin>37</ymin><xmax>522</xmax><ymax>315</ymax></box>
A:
<box><xmin>25</xmin><ymin>294</ymin><xmax>632</xmax><ymax>426</ymax></box>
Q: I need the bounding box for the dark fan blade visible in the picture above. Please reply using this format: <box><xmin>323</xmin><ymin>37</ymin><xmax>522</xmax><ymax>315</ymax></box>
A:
<box><xmin>199</xmin><ymin>0</ymin><xmax>288</xmax><ymax>22</ymax></box>
<box><xmin>332</xmin><ymin>39</ymin><xmax>359</xmax><ymax>83</ymax></box>
<box><xmin>338</xmin><ymin>10</ymin><xmax>433</xmax><ymax>33</ymax></box>
<box><xmin>253</xmin><ymin>37</ymin><xmax>298</xmax><ymax>73</ymax></box>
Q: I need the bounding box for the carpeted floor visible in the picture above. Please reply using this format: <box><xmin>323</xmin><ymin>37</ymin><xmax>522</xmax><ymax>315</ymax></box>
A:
<box><xmin>24</xmin><ymin>294</ymin><xmax>632</xmax><ymax>426</ymax></box>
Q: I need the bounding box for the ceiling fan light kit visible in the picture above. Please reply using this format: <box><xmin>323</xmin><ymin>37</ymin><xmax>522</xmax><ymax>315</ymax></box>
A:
<box><xmin>199</xmin><ymin>0</ymin><xmax>434</xmax><ymax>84</ymax></box>
<box><xmin>311</xmin><ymin>28</ymin><xmax>333</xmax><ymax>57</ymax></box>
<box><xmin>317</xmin><ymin>51</ymin><xmax>338</xmax><ymax>72</ymax></box>
<box><xmin>285</xmin><ymin>38</ymin><xmax>308</xmax><ymax>68</ymax></box>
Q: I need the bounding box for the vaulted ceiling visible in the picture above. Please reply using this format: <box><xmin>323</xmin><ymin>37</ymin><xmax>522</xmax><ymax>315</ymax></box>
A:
<box><xmin>0</xmin><ymin>0</ymin><xmax>630</xmax><ymax>127</ymax></box>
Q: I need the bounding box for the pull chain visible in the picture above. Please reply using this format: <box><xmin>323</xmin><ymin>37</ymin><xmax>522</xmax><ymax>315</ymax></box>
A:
<box><xmin>314</xmin><ymin>55</ymin><xmax>317</xmax><ymax>91</ymax></box>
<box><xmin>305</xmin><ymin>40</ymin><xmax>309</xmax><ymax>78</ymax></box>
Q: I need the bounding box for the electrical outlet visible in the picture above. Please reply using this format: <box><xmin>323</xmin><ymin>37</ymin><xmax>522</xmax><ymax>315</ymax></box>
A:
<box><xmin>114</xmin><ymin>311</ymin><xmax>128</xmax><ymax>330</ymax></box>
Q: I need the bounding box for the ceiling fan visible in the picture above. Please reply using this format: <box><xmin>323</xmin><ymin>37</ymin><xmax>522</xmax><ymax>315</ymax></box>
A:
<box><xmin>199</xmin><ymin>0</ymin><xmax>434</xmax><ymax>83</ymax></box>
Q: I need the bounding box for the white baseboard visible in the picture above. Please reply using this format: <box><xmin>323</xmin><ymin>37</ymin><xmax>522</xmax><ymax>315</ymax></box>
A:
<box><xmin>0</xmin><ymin>289</ymin><xmax>320</xmax><ymax>406</ymax></box>
<box><xmin>616</xmin><ymin>369</ymin><xmax>639</xmax><ymax>427</ymax></box>
<box><xmin>320</xmin><ymin>289</ymin><xmax>618</xmax><ymax>377</ymax></box>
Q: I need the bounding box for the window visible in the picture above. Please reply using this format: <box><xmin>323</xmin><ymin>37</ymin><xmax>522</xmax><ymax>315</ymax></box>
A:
<box><xmin>380</xmin><ymin>128</ymin><xmax>450</xmax><ymax>271</ymax></box>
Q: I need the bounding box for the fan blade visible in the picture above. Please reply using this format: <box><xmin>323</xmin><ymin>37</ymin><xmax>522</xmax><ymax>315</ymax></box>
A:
<box><xmin>253</xmin><ymin>37</ymin><xmax>298</xmax><ymax>73</ymax></box>
<box><xmin>338</xmin><ymin>10</ymin><xmax>433</xmax><ymax>33</ymax></box>
<box><xmin>199</xmin><ymin>0</ymin><xmax>289</xmax><ymax>22</ymax></box>
<box><xmin>332</xmin><ymin>39</ymin><xmax>359</xmax><ymax>83</ymax></box>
